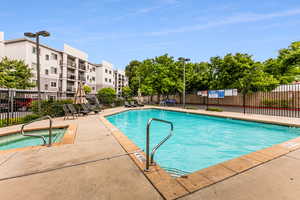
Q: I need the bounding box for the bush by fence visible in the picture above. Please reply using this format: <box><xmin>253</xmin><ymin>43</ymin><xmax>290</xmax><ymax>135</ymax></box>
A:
<box><xmin>31</xmin><ymin>99</ymin><xmax>73</xmax><ymax>117</ymax></box>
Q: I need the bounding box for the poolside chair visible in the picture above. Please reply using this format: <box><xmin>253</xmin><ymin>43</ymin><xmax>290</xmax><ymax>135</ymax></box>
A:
<box><xmin>67</xmin><ymin>104</ymin><xmax>80</xmax><ymax>117</ymax></box>
<box><xmin>130</xmin><ymin>101</ymin><xmax>137</xmax><ymax>107</ymax></box>
<box><xmin>135</xmin><ymin>101</ymin><xmax>144</xmax><ymax>107</ymax></box>
<box><xmin>80</xmin><ymin>104</ymin><xmax>92</xmax><ymax>114</ymax></box>
<box><xmin>86</xmin><ymin>103</ymin><xmax>101</xmax><ymax>114</ymax></box>
<box><xmin>124</xmin><ymin>101</ymin><xmax>132</xmax><ymax>108</ymax></box>
<box><xmin>63</xmin><ymin>104</ymin><xmax>76</xmax><ymax>120</ymax></box>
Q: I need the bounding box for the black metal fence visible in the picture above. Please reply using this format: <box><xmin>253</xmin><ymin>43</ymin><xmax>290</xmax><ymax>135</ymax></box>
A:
<box><xmin>0</xmin><ymin>89</ymin><xmax>58</xmax><ymax>127</ymax></box>
<box><xmin>201</xmin><ymin>84</ymin><xmax>300</xmax><ymax>118</ymax></box>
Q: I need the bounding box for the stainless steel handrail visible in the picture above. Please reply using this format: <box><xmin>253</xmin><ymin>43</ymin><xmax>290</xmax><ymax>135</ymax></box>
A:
<box><xmin>145</xmin><ymin>118</ymin><xmax>173</xmax><ymax>171</ymax></box>
<box><xmin>20</xmin><ymin>115</ymin><xmax>53</xmax><ymax>146</ymax></box>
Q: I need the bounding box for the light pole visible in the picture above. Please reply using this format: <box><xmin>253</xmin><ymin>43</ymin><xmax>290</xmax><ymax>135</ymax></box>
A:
<box><xmin>178</xmin><ymin>57</ymin><xmax>190</xmax><ymax>109</ymax></box>
<box><xmin>24</xmin><ymin>31</ymin><xmax>50</xmax><ymax>113</ymax></box>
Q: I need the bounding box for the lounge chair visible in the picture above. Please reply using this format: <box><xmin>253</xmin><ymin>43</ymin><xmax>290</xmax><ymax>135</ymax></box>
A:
<box><xmin>63</xmin><ymin>104</ymin><xmax>76</xmax><ymax>120</ymax></box>
<box><xmin>80</xmin><ymin>104</ymin><xmax>92</xmax><ymax>114</ymax></box>
<box><xmin>86</xmin><ymin>103</ymin><xmax>102</xmax><ymax>113</ymax></box>
<box><xmin>67</xmin><ymin>104</ymin><xmax>89</xmax><ymax>116</ymax></box>
<box><xmin>130</xmin><ymin>101</ymin><xmax>137</xmax><ymax>107</ymax></box>
<box><xmin>124</xmin><ymin>101</ymin><xmax>132</xmax><ymax>108</ymax></box>
<box><xmin>135</xmin><ymin>101</ymin><xmax>144</xmax><ymax>107</ymax></box>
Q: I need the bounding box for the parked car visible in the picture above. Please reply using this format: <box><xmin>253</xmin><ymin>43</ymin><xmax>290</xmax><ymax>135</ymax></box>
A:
<box><xmin>15</xmin><ymin>98</ymin><xmax>33</xmax><ymax>111</ymax></box>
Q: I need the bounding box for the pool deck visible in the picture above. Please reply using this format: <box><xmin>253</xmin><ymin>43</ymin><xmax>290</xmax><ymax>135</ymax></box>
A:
<box><xmin>0</xmin><ymin>106</ymin><xmax>300</xmax><ymax>200</ymax></box>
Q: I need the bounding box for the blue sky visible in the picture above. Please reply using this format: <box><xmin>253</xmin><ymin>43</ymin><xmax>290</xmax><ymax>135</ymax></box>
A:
<box><xmin>1</xmin><ymin>0</ymin><xmax>300</xmax><ymax>69</ymax></box>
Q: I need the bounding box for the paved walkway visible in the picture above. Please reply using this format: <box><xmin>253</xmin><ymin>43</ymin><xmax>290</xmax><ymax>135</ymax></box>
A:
<box><xmin>0</xmin><ymin>106</ymin><xmax>299</xmax><ymax>200</ymax></box>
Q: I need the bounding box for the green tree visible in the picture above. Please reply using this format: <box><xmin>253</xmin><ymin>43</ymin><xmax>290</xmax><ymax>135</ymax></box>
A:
<box><xmin>83</xmin><ymin>85</ymin><xmax>92</xmax><ymax>94</ymax></box>
<box><xmin>125</xmin><ymin>60</ymin><xmax>142</xmax><ymax>95</ymax></box>
<box><xmin>264</xmin><ymin>41</ymin><xmax>300</xmax><ymax>83</ymax></box>
<box><xmin>121</xmin><ymin>86</ymin><xmax>132</xmax><ymax>99</ymax></box>
<box><xmin>209</xmin><ymin>53</ymin><xmax>279</xmax><ymax>93</ymax></box>
<box><xmin>0</xmin><ymin>57</ymin><xmax>35</xmax><ymax>89</ymax></box>
<box><xmin>97</xmin><ymin>88</ymin><xmax>116</xmax><ymax>105</ymax></box>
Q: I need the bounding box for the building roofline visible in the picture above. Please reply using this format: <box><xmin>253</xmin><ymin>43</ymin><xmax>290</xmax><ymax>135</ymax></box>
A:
<box><xmin>4</xmin><ymin>38</ymin><xmax>63</xmax><ymax>54</ymax></box>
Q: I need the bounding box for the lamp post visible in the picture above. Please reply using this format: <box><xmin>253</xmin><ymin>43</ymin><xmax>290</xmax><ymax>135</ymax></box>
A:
<box><xmin>24</xmin><ymin>31</ymin><xmax>50</xmax><ymax>113</ymax></box>
<box><xmin>178</xmin><ymin>57</ymin><xmax>190</xmax><ymax>109</ymax></box>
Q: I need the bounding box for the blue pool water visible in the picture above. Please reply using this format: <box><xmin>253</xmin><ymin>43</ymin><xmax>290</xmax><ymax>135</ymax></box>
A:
<box><xmin>0</xmin><ymin>128</ymin><xmax>66</xmax><ymax>150</ymax></box>
<box><xmin>107</xmin><ymin>109</ymin><xmax>300</xmax><ymax>173</ymax></box>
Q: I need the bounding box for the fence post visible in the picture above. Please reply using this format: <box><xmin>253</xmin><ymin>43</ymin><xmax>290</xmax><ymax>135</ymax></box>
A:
<box><xmin>206</xmin><ymin>90</ymin><xmax>209</xmax><ymax>110</ymax></box>
<box><xmin>243</xmin><ymin>92</ymin><xmax>246</xmax><ymax>114</ymax></box>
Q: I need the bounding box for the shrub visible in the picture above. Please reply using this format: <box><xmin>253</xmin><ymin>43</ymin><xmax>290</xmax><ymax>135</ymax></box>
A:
<box><xmin>114</xmin><ymin>98</ymin><xmax>125</xmax><ymax>106</ymax></box>
<box><xmin>31</xmin><ymin>99</ymin><xmax>73</xmax><ymax>117</ymax></box>
<box><xmin>21</xmin><ymin>114</ymin><xmax>40</xmax><ymax>123</ymax></box>
<box><xmin>206</xmin><ymin>107</ymin><xmax>223</xmax><ymax>112</ymax></box>
<box><xmin>97</xmin><ymin>88</ymin><xmax>116</xmax><ymax>105</ymax></box>
<box><xmin>0</xmin><ymin>114</ymin><xmax>40</xmax><ymax>128</ymax></box>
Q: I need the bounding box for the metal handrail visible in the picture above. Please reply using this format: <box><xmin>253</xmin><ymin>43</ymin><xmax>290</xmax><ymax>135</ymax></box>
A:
<box><xmin>20</xmin><ymin>115</ymin><xmax>53</xmax><ymax>146</ymax></box>
<box><xmin>145</xmin><ymin>118</ymin><xmax>173</xmax><ymax>171</ymax></box>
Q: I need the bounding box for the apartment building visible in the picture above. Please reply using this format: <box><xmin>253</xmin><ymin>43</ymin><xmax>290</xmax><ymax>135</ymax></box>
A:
<box><xmin>95</xmin><ymin>61</ymin><xmax>115</xmax><ymax>91</ymax></box>
<box><xmin>0</xmin><ymin>32</ymin><xmax>126</xmax><ymax>98</ymax></box>
<box><xmin>114</xmin><ymin>69</ymin><xmax>128</xmax><ymax>97</ymax></box>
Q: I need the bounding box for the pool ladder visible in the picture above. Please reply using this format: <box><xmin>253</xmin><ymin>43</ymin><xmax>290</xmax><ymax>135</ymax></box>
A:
<box><xmin>20</xmin><ymin>115</ymin><xmax>53</xmax><ymax>146</ymax></box>
<box><xmin>145</xmin><ymin>118</ymin><xmax>173</xmax><ymax>171</ymax></box>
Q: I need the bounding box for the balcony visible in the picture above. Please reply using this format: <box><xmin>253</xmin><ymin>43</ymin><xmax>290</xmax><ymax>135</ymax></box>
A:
<box><xmin>67</xmin><ymin>74</ymin><xmax>76</xmax><ymax>81</ymax></box>
<box><xmin>78</xmin><ymin>63</ymin><xmax>86</xmax><ymax>71</ymax></box>
<box><xmin>67</xmin><ymin>61</ymin><xmax>76</xmax><ymax>69</ymax></box>
<box><xmin>66</xmin><ymin>86</ymin><xmax>76</xmax><ymax>92</ymax></box>
<box><xmin>78</xmin><ymin>75</ymin><xmax>86</xmax><ymax>82</ymax></box>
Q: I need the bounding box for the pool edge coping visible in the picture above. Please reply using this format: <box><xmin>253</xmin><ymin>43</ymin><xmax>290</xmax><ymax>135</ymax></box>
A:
<box><xmin>0</xmin><ymin>124</ymin><xmax>77</xmax><ymax>155</ymax></box>
<box><xmin>100</xmin><ymin>106</ymin><xmax>300</xmax><ymax>200</ymax></box>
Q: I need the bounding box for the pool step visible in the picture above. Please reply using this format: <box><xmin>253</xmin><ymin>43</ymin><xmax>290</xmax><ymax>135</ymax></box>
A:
<box><xmin>162</xmin><ymin>166</ymin><xmax>190</xmax><ymax>178</ymax></box>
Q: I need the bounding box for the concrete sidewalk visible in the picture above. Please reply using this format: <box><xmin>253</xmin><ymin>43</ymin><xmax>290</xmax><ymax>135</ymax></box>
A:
<box><xmin>0</xmin><ymin>110</ymin><xmax>162</xmax><ymax>200</ymax></box>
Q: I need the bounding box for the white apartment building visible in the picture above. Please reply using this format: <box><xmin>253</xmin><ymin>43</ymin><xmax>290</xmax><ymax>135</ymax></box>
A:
<box><xmin>0</xmin><ymin>32</ymin><xmax>127</xmax><ymax>98</ymax></box>
<box><xmin>114</xmin><ymin>69</ymin><xmax>128</xmax><ymax>97</ymax></box>
<box><xmin>95</xmin><ymin>61</ymin><xmax>115</xmax><ymax>91</ymax></box>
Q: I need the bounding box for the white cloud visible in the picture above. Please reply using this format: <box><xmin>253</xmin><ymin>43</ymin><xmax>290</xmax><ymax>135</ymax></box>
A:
<box><xmin>146</xmin><ymin>8</ymin><xmax>300</xmax><ymax>36</ymax></box>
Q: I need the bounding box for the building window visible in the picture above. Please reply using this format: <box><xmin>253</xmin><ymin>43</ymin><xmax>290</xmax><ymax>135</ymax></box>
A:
<box><xmin>44</xmin><ymin>84</ymin><xmax>48</xmax><ymax>90</ymax></box>
<box><xmin>105</xmin><ymin>78</ymin><xmax>108</xmax><ymax>82</ymax></box>
<box><xmin>51</xmin><ymin>53</ymin><xmax>58</xmax><ymax>60</ymax></box>
<box><xmin>32</xmin><ymin>46</ymin><xmax>36</xmax><ymax>54</ymax></box>
<box><xmin>45</xmin><ymin>69</ymin><xmax>49</xmax><ymax>75</ymax></box>
<box><xmin>92</xmin><ymin>87</ymin><xmax>95</xmax><ymax>91</ymax></box>
<box><xmin>92</xmin><ymin>77</ymin><xmax>95</xmax><ymax>81</ymax></box>
<box><xmin>51</xmin><ymin>67</ymin><xmax>57</xmax><ymax>74</ymax></box>
<box><xmin>50</xmin><ymin>82</ymin><xmax>57</xmax><ymax>87</ymax></box>
<box><xmin>109</xmin><ymin>70</ymin><xmax>111</xmax><ymax>74</ymax></box>
<box><xmin>105</xmin><ymin>69</ymin><xmax>108</xmax><ymax>73</ymax></box>
<box><xmin>45</xmin><ymin>54</ymin><xmax>49</xmax><ymax>60</ymax></box>
<box><xmin>93</xmin><ymin>67</ymin><xmax>95</xmax><ymax>72</ymax></box>
<box><xmin>109</xmin><ymin>79</ymin><xmax>111</xmax><ymax>83</ymax></box>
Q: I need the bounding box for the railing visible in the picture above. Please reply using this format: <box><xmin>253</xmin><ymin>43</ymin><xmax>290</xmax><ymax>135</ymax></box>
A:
<box><xmin>145</xmin><ymin>118</ymin><xmax>174</xmax><ymax>171</ymax></box>
<box><xmin>78</xmin><ymin>64</ymin><xmax>86</xmax><ymax>70</ymax></box>
<box><xmin>20</xmin><ymin>115</ymin><xmax>53</xmax><ymax>146</ymax></box>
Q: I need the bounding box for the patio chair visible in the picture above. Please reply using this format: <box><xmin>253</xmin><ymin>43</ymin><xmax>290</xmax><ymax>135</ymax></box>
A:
<box><xmin>67</xmin><ymin>104</ymin><xmax>88</xmax><ymax>116</ymax></box>
<box><xmin>135</xmin><ymin>101</ymin><xmax>144</xmax><ymax>107</ymax></box>
<box><xmin>63</xmin><ymin>104</ymin><xmax>76</xmax><ymax>120</ymax></box>
<box><xmin>130</xmin><ymin>101</ymin><xmax>137</xmax><ymax>107</ymax></box>
<box><xmin>86</xmin><ymin>103</ymin><xmax>101</xmax><ymax>114</ymax></box>
<box><xmin>80</xmin><ymin>104</ymin><xmax>92</xmax><ymax>114</ymax></box>
<box><xmin>124</xmin><ymin>101</ymin><xmax>133</xmax><ymax>108</ymax></box>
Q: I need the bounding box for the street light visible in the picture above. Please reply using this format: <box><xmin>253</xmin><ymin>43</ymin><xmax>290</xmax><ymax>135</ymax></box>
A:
<box><xmin>24</xmin><ymin>31</ymin><xmax>50</xmax><ymax>113</ymax></box>
<box><xmin>178</xmin><ymin>57</ymin><xmax>190</xmax><ymax>109</ymax></box>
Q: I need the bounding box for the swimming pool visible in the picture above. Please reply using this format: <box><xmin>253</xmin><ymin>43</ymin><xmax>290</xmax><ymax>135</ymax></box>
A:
<box><xmin>0</xmin><ymin>128</ymin><xmax>67</xmax><ymax>150</ymax></box>
<box><xmin>107</xmin><ymin>109</ymin><xmax>300</xmax><ymax>173</ymax></box>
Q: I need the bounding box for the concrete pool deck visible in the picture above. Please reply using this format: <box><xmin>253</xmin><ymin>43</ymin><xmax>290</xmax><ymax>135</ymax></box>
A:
<box><xmin>0</xmin><ymin>106</ymin><xmax>300</xmax><ymax>200</ymax></box>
